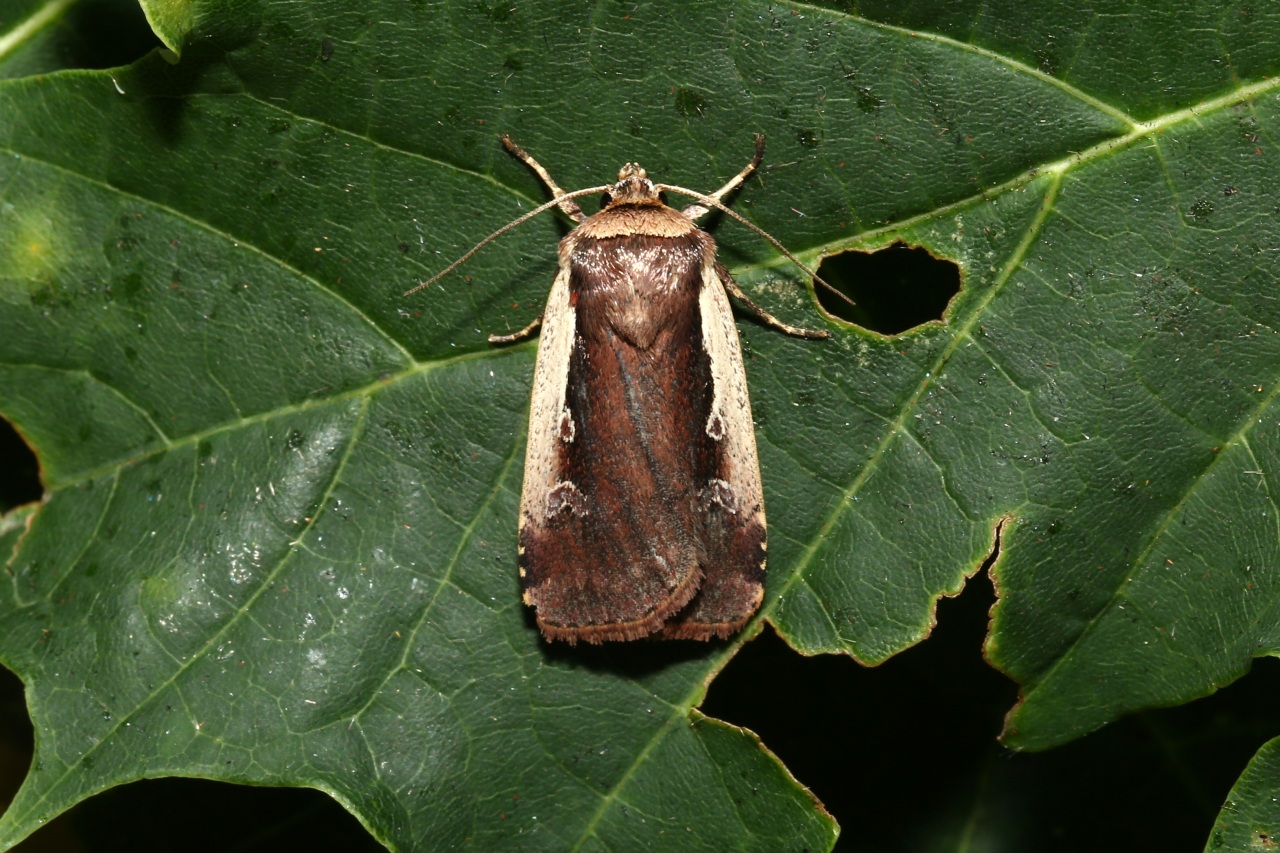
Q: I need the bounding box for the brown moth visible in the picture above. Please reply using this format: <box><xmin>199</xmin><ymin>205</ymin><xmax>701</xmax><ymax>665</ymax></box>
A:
<box><xmin>409</xmin><ymin>135</ymin><xmax>828</xmax><ymax>643</ymax></box>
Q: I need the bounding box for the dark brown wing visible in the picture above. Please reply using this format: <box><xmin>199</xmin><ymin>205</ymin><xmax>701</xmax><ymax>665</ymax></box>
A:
<box><xmin>658</xmin><ymin>263</ymin><xmax>766</xmax><ymax>640</ymax></box>
<box><xmin>519</xmin><ymin>232</ymin><xmax>710</xmax><ymax>642</ymax></box>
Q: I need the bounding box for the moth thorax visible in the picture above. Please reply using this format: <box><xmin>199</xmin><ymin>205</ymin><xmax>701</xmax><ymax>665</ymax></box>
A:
<box><xmin>607</xmin><ymin>163</ymin><xmax>660</xmax><ymax>207</ymax></box>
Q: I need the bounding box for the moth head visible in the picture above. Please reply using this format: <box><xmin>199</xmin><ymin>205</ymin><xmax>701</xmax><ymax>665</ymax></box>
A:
<box><xmin>602</xmin><ymin>163</ymin><xmax>662</xmax><ymax>208</ymax></box>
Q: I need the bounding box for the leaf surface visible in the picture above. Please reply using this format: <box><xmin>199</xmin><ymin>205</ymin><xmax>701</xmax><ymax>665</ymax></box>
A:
<box><xmin>1207</xmin><ymin>736</ymin><xmax>1280</xmax><ymax>852</ymax></box>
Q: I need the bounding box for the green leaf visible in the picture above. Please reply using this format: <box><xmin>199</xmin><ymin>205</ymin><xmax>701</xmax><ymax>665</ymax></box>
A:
<box><xmin>1</xmin><ymin>0</ymin><xmax>1278</xmax><ymax>849</ymax></box>
<box><xmin>1207</xmin><ymin>736</ymin><xmax>1280</xmax><ymax>852</ymax></box>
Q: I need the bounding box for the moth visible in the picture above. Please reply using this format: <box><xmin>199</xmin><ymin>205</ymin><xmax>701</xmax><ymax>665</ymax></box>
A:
<box><xmin>409</xmin><ymin>135</ymin><xmax>829</xmax><ymax>643</ymax></box>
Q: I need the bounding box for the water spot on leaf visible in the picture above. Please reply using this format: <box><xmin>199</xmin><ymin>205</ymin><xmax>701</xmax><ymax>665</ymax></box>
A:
<box><xmin>113</xmin><ymin>233</ymin><xmax>141</xmax><ymax>253</ymax></box>
<box><xmin>674</xmin><ymin>87</ymin><xmax>706</xmax><ymax>118</ymax></box>
<box><xmin>477</xmin><ymin>2</ymin><xmax>515</xmax><ymax>22</ymax></box>
<box><xmin>856</xmin><ymin>88</ymin><xmax>884</xmax><ymax>113</ymax></box>
<box><xmin>118</xmin><ymin>271</ymin><xmax>144</xmax><ymax>301</ymax></box>
<box><xmin>1035</xmin><ymin>49</ymin><xmax>1058</xmax><ymax>76</ymax></box>
<box><xmin>266</xmin><ymin>21</ymin><xmax>297</xmax><ymax>41</ymax></box>
<box><xmin>28</xmin><ymin>284</ymin><xmax>58</xmax><ymax>310</ymax></box>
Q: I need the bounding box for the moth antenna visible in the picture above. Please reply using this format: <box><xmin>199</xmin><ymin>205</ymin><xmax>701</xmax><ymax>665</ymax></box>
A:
<box><xmin>657</xmin><ymin>183</ymin><xmax>857</xmax><ymax>312</ymax></box>
<box><xmin>501</xmin><ymin>135</ymin><xmax>587</xmax><ymax>222</ymax></box>
<box><xmin>404</xmin><ymin>185</ymin><xmax>612</xmax><ymax>296</ymax></box>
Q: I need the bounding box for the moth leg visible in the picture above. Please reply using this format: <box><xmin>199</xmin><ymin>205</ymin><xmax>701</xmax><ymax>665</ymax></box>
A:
<box><xmin>717</xmin><ymin>266</ymin><xmax>829</xmax><ymax>339</ymax></box>
<box><xmin>488</xmin><ymin>314</ymin><xmax>543</xmax><ymax>344</ymax></box>
<box><xmin>501</xmin><ymin>136</ymin><xmax>587</xmax><ymax>223</ymax></box>
<box><xmin>682</xmin><ymin>133</ymin><xmax>766</xmax><ymax>223</ymax></box>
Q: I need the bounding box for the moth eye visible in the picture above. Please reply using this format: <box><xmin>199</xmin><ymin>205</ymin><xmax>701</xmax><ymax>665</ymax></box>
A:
<box><xmin>658</xmin><ymin>191</ymin><xmax>669</xmax><ymax>206</ymax></box>
<box><xmin>599</xmin><ymin>193</ymin><xmax>612</xmax><ymax>209</ymax></box>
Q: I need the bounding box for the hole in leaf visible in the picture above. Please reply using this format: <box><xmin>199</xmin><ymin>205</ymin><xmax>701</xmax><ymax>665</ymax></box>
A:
<box><xmin>0</xmin><ymin>419</ymin><xmax>41</xmax><ymax>513</ymax></box>
<box><xmin>704</xmin><ymin>565</ymin><xmax>1280</xmax><ymax>849</ymax></box>
<box><xmin>815</xmin><ymin>242</ymin><xmax>960</xmax><ymax>335</ymax></box>
<box><xmin>0</xmin><ymin>664</ymin><xmax>34</xmax><ymax>814</ymax></box>
<box><xmin>23</xmin><ymin>776</ymin><xmax>386</xmax><ymax>851</ymax></box>
<box><xmin>55</xmin><ymin>0</ymin><xmax>163</xmax><ymax>71</ymax></box>
<box><xmin>703</xmin><ymin>571</ymin><xmax>1010</xmax><ymax>847</ymax></box>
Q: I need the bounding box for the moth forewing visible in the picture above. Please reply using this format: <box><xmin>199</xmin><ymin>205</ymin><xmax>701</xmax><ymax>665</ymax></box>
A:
<box><xmin>424</xmin><ymin>137</ymin><xmax>827</xmax><ymax>644</ymax></box>
<box><xmin>515</xmin><ymin>259</ymin><xmax>574</xmax><ymax>578</ymax></box>
<box><xmin>656</xmin><ymin>257</ymin><xmax>767</xmax><ymax>641</ymax></box>
<box><xmin>518</xmin><ymin>203</ymin><xmax>714</xmax><ymax>643</ymax></box>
